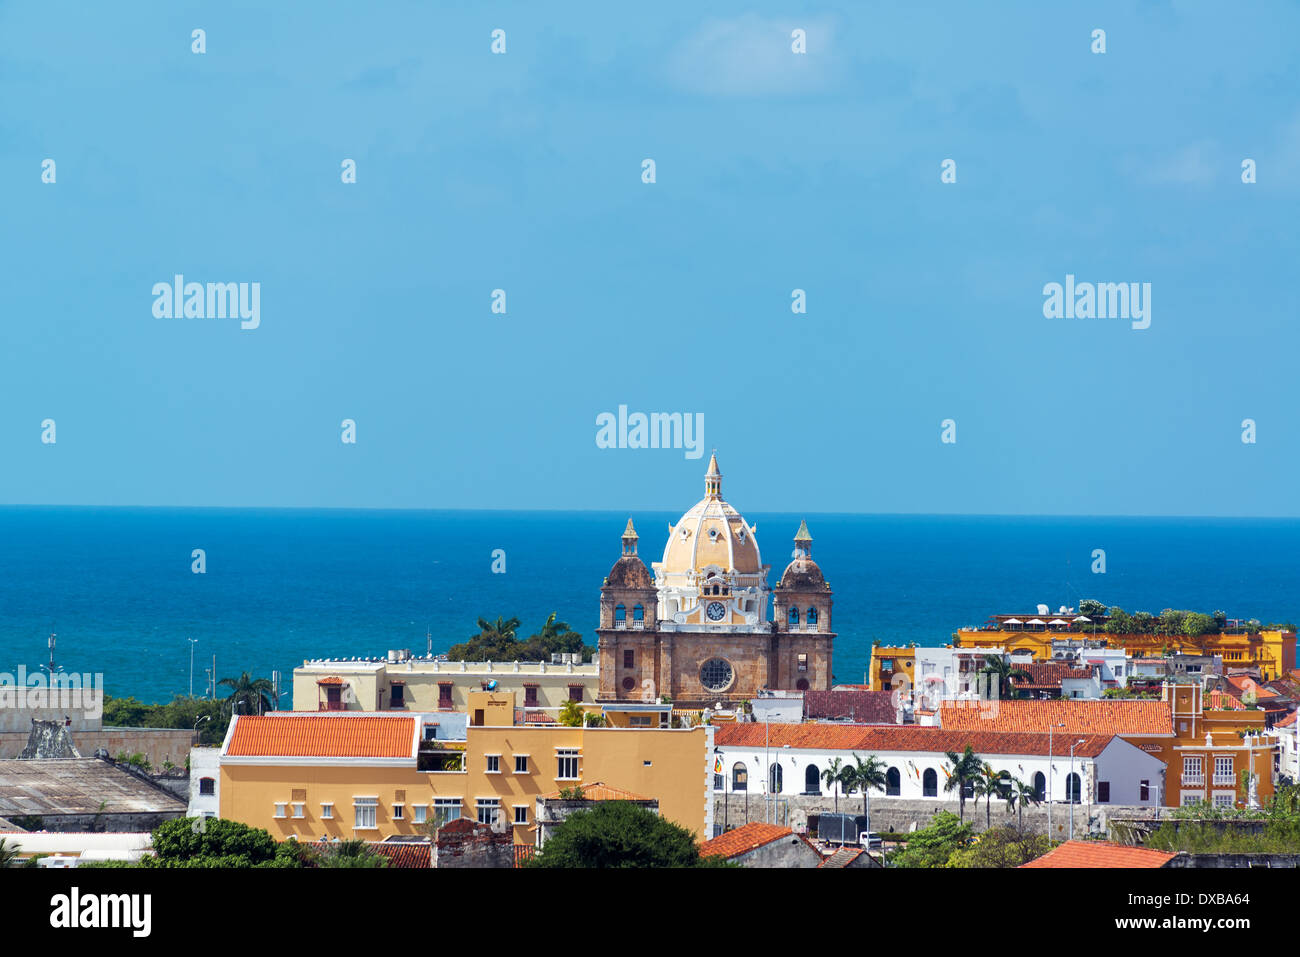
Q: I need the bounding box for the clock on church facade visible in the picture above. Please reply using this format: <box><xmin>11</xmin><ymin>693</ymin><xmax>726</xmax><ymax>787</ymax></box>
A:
<box><xmin>595</xmin><ymin>454</ymin><xmax>835</xmax><ymax>707</ymax></box>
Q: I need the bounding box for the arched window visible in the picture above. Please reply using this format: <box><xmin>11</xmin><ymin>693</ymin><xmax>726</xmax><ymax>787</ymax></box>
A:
<box><xmin>807</xmin><ymin>607</ymin><xmax>818</xmax><ymax>625</ymax></box>
<box><xmin>788</xmin><ymin>607</ymin><xmax>799</xmax><ymax>625</ymax></box>
<box><xmin>632</xmin><ymin>604</ymin><xmax>644</xmax><ymax>621</ymax></box>
<box><xmin>614</xmin><ymin>604</ymin><xmax>626</xmax><ymax>621</ymax></box>
<box><xmin>769</xmin><ymin>763</ymin><xmax>783</xmax><ymax>794</ymax></box>
<box><xmin>732</xmin><ymin>763</ymin><xmax>748</xmax><ymax>791</ymax></box>
<box><xmin>1033</xmin><ymin>771</ymin><xmax>1046</xmax><ymax>801</ymax></box>
<box><xmin>922</xmin><ymin>768</ymin><xmax>938</xmax><ymax>797</ymax></box>
<box><xmin>804</xmin><ymin>764</ymin><xmax>821</xmax><ymax>795</ymax></box>
<box><xmin>1066</xmin><ymin>773</ymin><xmax>1081</xmax><ymax>804</ymax></box>
<box><xmin>886</xmin><ymin>767</ymin><xmax>901</xmax><ymax>796</ymax></box>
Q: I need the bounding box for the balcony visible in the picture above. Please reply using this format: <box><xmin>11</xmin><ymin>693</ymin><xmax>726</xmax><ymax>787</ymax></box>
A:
<box><xmin>613</xmin><ymin>620</ymin><xmax>646</xmax><ymax>631</ymax></box>
<box><xmin>319</xmin><ymin>701</ymin><xmax>344</xmax><ymax>712</ymax></box>
<box><xmin>1212</xmin><ymin>773</ymin><xmax>1236</xmax><ymax>786</ymax></box>
<box><xmin>1181</xmin><ymin>773</ymin><xmax>1205</xmax><ymax>786</ymax></box>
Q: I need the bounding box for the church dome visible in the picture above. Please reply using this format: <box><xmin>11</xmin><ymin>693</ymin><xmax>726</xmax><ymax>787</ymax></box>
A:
<box><xmin>776</xmin><ymin>520</ymin><xmax>829</xmax><ymax>591</ymax></box>
<box><xmin>658</xmin><ymin>454</ymin><xmax>762</xmax><ymax>577</ymax></box>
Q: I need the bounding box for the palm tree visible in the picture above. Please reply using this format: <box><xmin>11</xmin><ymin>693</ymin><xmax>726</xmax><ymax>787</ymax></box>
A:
<box><xmin>821</xmin><ymin>757</ymin><xmax>846</xmax><ymax>818</ymax></box>
<box><xmin>219</xmin><ymin>672</ymin><xmax>275</xmax><ymax>716</ymax></box>
<box><xmin>981</xmin><ymin>654</ymin><xmax>1030</xmax><ymax>699</ymax></box>
<box><xmin>943</xmin><ymin>746</ymin><xmax>983</xmax><ymax>822</ymax></box>
<box><xmin>1009</xmin><ymin>777</ymin><xmax>1041</xmax><ymax>829</ymax></box>
<box><xmin>0</xmin><ymin>838</ymin><xmax>22</xmax><ymax>868</ymax></box>
<box><xmin>848</xmin><ymin>754</ymin><xmax>888</xmax><ymax>838</ymax></box>
<box><xmin>557</xmin><ymin>699</ymin><xmax>584</xmax><ymax>727</ymax></box>
<box><xmin>974</xmin><ymin>763</ymin><xmax>1008</xmax><ymax>829</ymax></box>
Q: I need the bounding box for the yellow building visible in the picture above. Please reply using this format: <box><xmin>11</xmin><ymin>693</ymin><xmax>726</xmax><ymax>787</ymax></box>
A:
<box><xmin>219</xmin><ymin>691</ymin><xmax>711</xmax><ymax>846</ymax></box>
<box><xmin>866</xmin><ymin>644</ymin><xmax>917</xmax><ymax>692</ymax></box>
<box><xmin>952</xmin><ymin>626</ymin><xmax>1295</xmax><ymax>681</ymax></box>
<box><xmin>293</xmin><ymin>653</ymin><xmax>598</xmax><ymax>714</ymax></box>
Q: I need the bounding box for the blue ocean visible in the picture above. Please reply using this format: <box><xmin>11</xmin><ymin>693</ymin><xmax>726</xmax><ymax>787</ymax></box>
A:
<box><xmin>1</xmin><ymin>507</ymin><xmax>1297</xmax><ymax>707</ymax></box>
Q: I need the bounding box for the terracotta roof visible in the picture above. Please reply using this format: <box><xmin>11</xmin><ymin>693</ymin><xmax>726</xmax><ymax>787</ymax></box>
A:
<box><xmin>938</xmin><ymin>699</ymin><xmax>1172</xmax><ymax>736</ymax></box>
<box><xmin>712</xmin><ymin>723</ymin><xmax>1117</xmax><ymax>758</ymax></box>
<box><xmin>1008</xmin><ymin>663</ymin><xmax>1095</xmax><ymax>690</ymax></box>
<box><xmin>315</xmin><ymin>676</ymin><xmax>345</xmax><ymax>686</ymax></box>
<box><xmin>1020</xmin><ymin>840</ymin><xmax>1177</xmax><ymax>869</ymax></box>
<box><xmin>1225</xmin><ymin>675</ymin><xmax>1277</xmax><ymax>698</ymax></box>
<box><xmin>819</xmin><ymin>847</ymin><xmax>865</xmax><ymax>868</ymax></box>
<box><xmin>803</xmin><ymin>690</ymin><xmax>897</xmax><ymax>723</ymax></box>
<box><xmin>224</xmin><ymin>714</ymin><xmax>417</xmax><ymax>758</ymax></box>
<box><xmin>1207</xmin><ymin>690</ymin><xmax>1247</xmax><ymax>711</ymax></box>
<box><xmin>310</xmin><ymin>840</ymin><xmax>430</xmax><ymax>868</ymax></box>
<box><xmin>700</xmin><ymin>822</ymin><xmax>794</xmax><ymax>859</ymax></box>
<box><xmin>1276</xmin><ymin>711</ymin><xmax>1298</xmax><ymax>728</ymax></box>
<box><xmin>539</xmin><ymin>781</ymin><xmax>651</xmax><ymax>802</ymax></box>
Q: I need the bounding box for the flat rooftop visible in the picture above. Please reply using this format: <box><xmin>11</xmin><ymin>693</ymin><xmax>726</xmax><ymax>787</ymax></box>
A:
<box><xmin>0</xmin><ymin>758</ymin><xmax>186</xmax><ymax>817</ymax></box>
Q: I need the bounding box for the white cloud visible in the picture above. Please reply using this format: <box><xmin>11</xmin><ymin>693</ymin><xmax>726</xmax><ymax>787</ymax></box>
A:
<box><xmin>664</xmin><ymin>14</ymin><xmax>840</xmax><ymax>97</ymax></box>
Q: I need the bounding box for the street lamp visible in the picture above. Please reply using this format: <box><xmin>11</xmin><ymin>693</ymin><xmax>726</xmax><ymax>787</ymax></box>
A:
<box><xmin>1068</xmin><ymin>738</ymin><xmax>1085</xmax><ymax>840</ymax></box>
<box><xmin>1047</xmin><ymin>722</ymin><xmax>1065</xmax><ymax>837</ymax></box>
<box><xmin>188</xmin><ymin>638</ymin><xmax>199</xmax><ymax>698</ymax></box>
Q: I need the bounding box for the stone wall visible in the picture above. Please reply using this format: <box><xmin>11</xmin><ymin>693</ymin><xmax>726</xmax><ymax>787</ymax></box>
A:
<box><xmin>715</xmin><ymin>793</ymin><xmax>1157</xmax><ymax>840</ymax></box>
<box><xmin>0</xmin><ymin>727</ymin><xmax>195</xmax><ymax>766</ymax></box>
<box><xmin>1167</xmin><ymin>853</ymin><xmax>1300</xmax><ymax>868</ymax></box>
<box><xmin>433</xmin><ymin>818</ymin><xmax>514</xmax><ymax>868</ymax></box>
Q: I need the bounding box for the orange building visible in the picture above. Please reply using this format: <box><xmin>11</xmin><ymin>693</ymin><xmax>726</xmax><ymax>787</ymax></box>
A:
<box><xmin>218</xmin><ymin>691</ymin><xmax>712</xmax><ymax>846</ymax></box>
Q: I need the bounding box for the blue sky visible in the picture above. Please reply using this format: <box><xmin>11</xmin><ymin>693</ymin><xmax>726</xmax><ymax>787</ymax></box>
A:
<box><xmin>2</xmin><ymin>1</ymin><xmax>1298</xmax><ymax>515</ymax></box>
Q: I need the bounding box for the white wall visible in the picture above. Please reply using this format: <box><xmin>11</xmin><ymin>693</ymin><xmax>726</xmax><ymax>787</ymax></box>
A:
<box><xmin>187</xmin><ymin>747</ymin><xmax>221</xmax><ymax>818</ymax></box>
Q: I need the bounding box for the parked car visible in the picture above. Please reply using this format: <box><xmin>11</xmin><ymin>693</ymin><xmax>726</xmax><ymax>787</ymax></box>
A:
<box><xmin>859</xmin><ymin>831</ymin><xmax>883</xmax><ymax>851</ymax></box>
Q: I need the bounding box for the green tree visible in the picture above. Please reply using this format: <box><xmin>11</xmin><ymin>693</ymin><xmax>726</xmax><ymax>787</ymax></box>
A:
<box><xmin>847</xmin><ymin>754</ymin><xmax>888</xmax><ymax>836</ymax></box>
<box><xmin>127</xmin><ymin>817</ymin><xmax>297</xmax><ymax>868</ymax></box>
<box><xmin>446</xmin><ymin>616</ymin><xmax>524</xmax><ymax>661</ymax></box>
<box><xmin>557</xmin><ymin>699</ymin><xmax>584</xmax><ymax>727</ymax></box>
<box><xmin>219</xmin><ymin>672</ymin><xmax>275</xmax><ymax>716</ymax></box>
<box><xmin>315</xmin><ymin>839</ymin><xmax>388</xmax><ymax>868</ymax></box>
<box><xmin>821</xmin><ymin>757</ymin><xmax>848</xmax><ymax>820</ymax></box>
<box><xmin>0</xmin><ymin>837</ymin><xmax>25</xmax><ymax>868</ymax></box>
<box><xmin>1008</xmin><ymin>777</ymin><xmax>1041</xmax><ymax>829</ymax></box>
<box><xmin>981</xmin><ymin>655</ymin><xmax>1030</xmax><ymax>699</ymax></box>
<box><xmin>526</xmin><ymin>801</ymin><xmax>728</xmax><ymax>868</ymax></box>
<box><xmin>889</xmin><ymin>811</ymin><xmax>973</xmax><ymax>868</ymax></box>
<box><xmin>946</xmin><ymin>825</ymin><xmax>1053</xmax><ymax>868</ymax></box>
<box><xmin>1077</xmin><ymin>599</ymin><xmax>1107</xmax><ymax>618</ymax></box>
<box><xmin>520</xmin><ymin>613</ymin><xmax>589</xmax><ymax>662</ymax></box>
<box><xmin>1104</xmin><ymin>607</ymin><xmax>1133</xmax><ymax>635</ymax></box>
<box><xmin>974</xmin><ymin>763</ymin><xmax>1009</xmax><ymax>830</ymax></box>
<box><xmin>943</xmin><ymin>747</ymin><xmax>983</xmax><ymax>822</ymax></box>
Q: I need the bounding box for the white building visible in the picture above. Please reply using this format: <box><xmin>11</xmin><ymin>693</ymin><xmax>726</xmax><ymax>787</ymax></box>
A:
<box><xmin>749</xmin><ymin>691</ymin><xmax>804</xmax><ymax>725</ymax></box>
<box><xmin>711</xmin><ymin>724</ymin><xmax>1166</xmax><ymax>809</ymax></box>
<box><xmin>912</xmin><ymin>646</ymin><xmax>1007</xmax><ymax>706</ymax></box>
<box><xmin>187</xmin><ymin>746</ymin><xmax>220</xmax><ymax>820</ymax></box>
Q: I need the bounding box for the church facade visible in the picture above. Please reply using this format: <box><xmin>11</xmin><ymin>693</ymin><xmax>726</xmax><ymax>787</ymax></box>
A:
<box><xmin>596</xmin><ymin>455</ymin><xmax>834</xmax><ymax>707</ymax></box>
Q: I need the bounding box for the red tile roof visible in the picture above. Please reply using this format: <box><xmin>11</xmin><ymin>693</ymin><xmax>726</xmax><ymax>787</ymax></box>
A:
<box><xmin>803</xmin><ymin>690</ymin><xmax>898</xmax><ymax>723</ymax></box>
<box><xmin>224</xmin><ymin>714</ymin><xmax>417</xmax><ymax>758</ymax></box>
<box><xmin>1207</xmin><ymin>690</ymin><xmax>1247</xmax><ymax>711</ymax></box>
<box><xmin>712</xmin><ymin>723</ymin><xmax>1118</xmax><ymax>757</ymax></box>
<box><xmin>1008</xmin><ymin>663</ymin><xmax>1096</xmax><ymax>691</ymax></box>
<box><xmin>818</xmin><ymin>847</ymin><xmax>866</xmax><ymax>868</ymax></box>
<box><xmin>310</xmin><ymin>841</ymin><xmax>430</xmax><ymax>868</ymax></box>
<box><xmin>315</xmin><ymin>676</ymin><xmax>345</xmax><ymax>686</ymax></box>
<box><xmin>1020</xmin><ymin>840</ymin><xmax>1176</xmax><ymax>869</ymax></box>
<box><xmin>539</xmin><ymin>782</ymin><xmax>650</xmax><ymax>802</ymax></box>
<box><xmin>939</xmin><ymin>699</ymin><xmax>1172</xmax><ymax>736</ymax></box>
<box><xmin>700</xmin><ymin>822</ymin><xmax>795</xmax><ymax>859</ymax></box>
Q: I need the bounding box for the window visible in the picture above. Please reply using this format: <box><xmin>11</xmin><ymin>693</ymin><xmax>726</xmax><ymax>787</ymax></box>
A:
<box><xmin>274</xmin><ymin>803</ymin><xmax>287</xmax><ymax>819</ymax></box>
<box><xmin>390</xmin><ymin>684</ymin><xmax>405</xmax><ymax>708</ymax></box>
<box><xmin>615</xmin><ymin>604</ymin><xmax>626</xmax><ymax>621</ymax></box>
<box><xmin>622</xmin><ymin>677</ymin><xmax>636</xmax><ymax>691</ymax></box>
<box><xmin>199</xmin><ymin>777</ymin><xmax>215</xmax><ymax>796</ymax></box>
<box><xmin>524</xmin><ymin>685</ymin><xmax>539</xmax><ymax>707</ymax></box>
<box><xmin>633</xmin><ymin>604</ymin><xmax>644</xmax><ymax>621</ymax></box>
<box><xmin>557</xmin><ymin>748</ymin><xmax>580</xmax><ymax>780</ymax></box>
<box><xmin>922</xmin><ymin>768</ymin><xmax>938</xmax><ymax>797</ymax></box>
<box><xmin>353</xmin><ymin>798</ymin><xmax>378</xmax><ymax>830</ymax></box>
<box><xmin>788</xmin><ymin>607</ymin><xmax>799</xmax><ymax>625</ymax></box>
<box><xmin>769</xmin><ymin>763</ymin><xmax>783</xmax><ymax>794</ymax></box>
<box><xmin>568</xmin><ymin>685</ymin><xmax>584</xmax><ymax>703</ymax></box>
<box><xmin>881</xmin><ymin>659</ymin><xmax>894</xmax><ymax>671</ymax></box>
<box><xmin>292</xmin><ymin>803</ymin><xmax>305</xmax><ymax>819</ymax></box>
<box><xmin>700</xmin><ymin>658</ymin><xmax>734</xmax><ymax>693</ymax></box>
<box><xmin>320</xmin><ymin>803</ymin><xmax>334</xmax><ymax>820</ymax></box>
<box><xmin>1097</xmin><ymin>782</ymin><xmax>1110</xmax><ymax>803</ymax></box>
<box><xmin>630</xmin><ymin>715</ymin><xmax>652</xmax><ymax>727</ymax></box>
<box><xmin>476</xmin><ymin>799</ymin><xmax>500</xmax><ymax>825</ymax></box>
<box><xmin>1214</xmin><ymin>756</ymin><xmax>1234</xmax><ymax>785</ymax></box>
<box><xmin>623</xmin><ymin>649</ymin><xmax>634</xmax><ymax>669</ymax></box>
<box><xmin>438</xmin><ymin>683</ymin><xmax>453</xmax><ymax>709</ymax></box>
<box><xmin>413</xmin><ymin>805</ymin><xmax>427</xmax><ymax>824</ymax></box>
<box><xmin>804</xmin><ymin>764</ymin><xmax>821</xmax><ymax>795</ymax></box>
<box><xmin>1213</xmin><ymin>792</ymin><xmax>1234</xmax><ymax>808</ymax></box>
<box><xmin>713</xmin><ymin>774</ymin><xmax>724</xmax><ymax>791</ymax></box>
<box><xmin>432</xmin><ymin>799</ymin><xmax>461</xmax><ymax>828</ymax></box>
<box><xmin>795</xmin><ymin>678</ymin><xmax>810</xmax><ymax>691</ymax></box>
<box><xmin>513</xmin><ymin>805</ymin><xmax>529</xmax><ymax>825</ymax></box>
<box><xmin>486</xmin><ymin>754</ymin><xmax>501</xmax><ymax>774</ymax></box>
<box><xmin>1181</xmin><ymin>793</ymin><xmax>1203</xmax><ymax>807</ymax></box>
<box><xmin>514</xmin><ymin>755</ymin><xmax>529</xmax><ymax>774</ymax></box>
<box><xmin>1139</xmin><ymin>780</ymin><xmax>1150</xmax><ymax>802</ymax></box>
<box><xmin>797</xmin><ymin>653</ymin><xmax>808</xmax><ymax>673</ymax></box>
<box><xmin>806</xmin><ymin>607</ymin><xmax>818</xmax><ymax>625</ymax></box>
<box><xmin>1033</xmin><ymin>772</ymin><xmax>1046</xmax><ymax>801</ymax></box>
<box><xmin>392</xmin><ymin>804</ymin><xmax>404</xmax><ymax>820</ymax></box>
<box><xmin>732</xmin><ymin>763</ymin><xmax>748</xmax><ymax>791</ymax></box>
<box><xmin>1065</xmin><ymin>773</ymin><xmax>1081</xmax><ymax>804</ymax></box>
<box><xmin>886</xmin><ymin>767</ymin><xmax>901</xmax><ymax>796</ymax></box>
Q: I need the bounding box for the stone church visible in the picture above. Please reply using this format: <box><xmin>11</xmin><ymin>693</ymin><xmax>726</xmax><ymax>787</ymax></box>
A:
<box><xmin>596</xmin><ymin>454</ymin><xmax>834</xmax><ymax>707</ymax></box>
